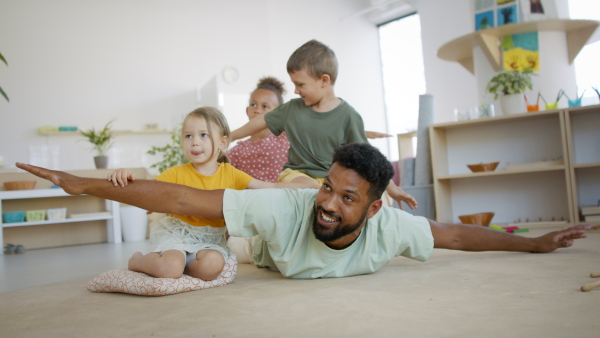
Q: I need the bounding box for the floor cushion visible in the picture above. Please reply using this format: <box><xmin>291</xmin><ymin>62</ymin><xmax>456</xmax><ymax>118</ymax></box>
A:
<box><xmin>86</xmin><ymin>254</ymin><xmax>237</xmax><ymax>296</ymax></box>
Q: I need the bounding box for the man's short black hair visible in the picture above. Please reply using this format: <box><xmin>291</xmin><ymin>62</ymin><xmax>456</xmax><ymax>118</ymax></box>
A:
<box><xmin>332</xmin><ymin>143</ymin><xmax>394</xmax><ymax>201</ymax></box>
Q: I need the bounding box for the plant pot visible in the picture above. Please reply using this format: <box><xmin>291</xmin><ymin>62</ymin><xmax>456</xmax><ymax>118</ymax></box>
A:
<box><xmin>499</xmin><ymin>93</ymin><xmax>524</xmax><ymax>115</ymax></box>
<box><xmin>94</xmin><ymin>155</ymin><xmax>108</xmax><ymax>169</ymax></box>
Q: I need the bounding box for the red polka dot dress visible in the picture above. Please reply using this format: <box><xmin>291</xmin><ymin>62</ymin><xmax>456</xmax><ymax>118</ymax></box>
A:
<box><xmin>228</xmin><ymin>132</ymin><xmax>290</xmax><ymax>183</ymax></box>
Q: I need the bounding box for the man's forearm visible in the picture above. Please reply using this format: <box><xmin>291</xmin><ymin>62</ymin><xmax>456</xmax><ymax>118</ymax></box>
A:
<box><xmin>14</xmin><ymin>163</ymin><xmax>225</xmax><ymax>219</ymax></box>
<box><xmin>453</xmin><ymin>223</ymin><xmax>537</xmax><ymax>252</ymax></box>
<box><xmin>431</xmin><ymin>220</ymin><xmax>537</xmax><ymax>252</ymax></box>
<box><xmin>88</xmin><ymin>179</ymin><xmax>225</xmax><ymax>219</ymax></box>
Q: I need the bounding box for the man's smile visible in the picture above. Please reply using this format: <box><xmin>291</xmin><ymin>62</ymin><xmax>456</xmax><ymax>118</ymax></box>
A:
<box><xmin>318</xmin><ymin>208</ymin><xmax>340</xmax><ymax>225</ymax></box>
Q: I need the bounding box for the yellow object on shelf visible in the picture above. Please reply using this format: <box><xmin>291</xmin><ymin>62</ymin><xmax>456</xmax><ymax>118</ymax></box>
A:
<box><xmin>38</xmin><ymin>126</ymin><xmax>59</xmax><ymax>133</ymax></box>
<box><xmin>26</xmin><ymin>209</ymin><xmax>46</xmax><ymax>222</ymax></box>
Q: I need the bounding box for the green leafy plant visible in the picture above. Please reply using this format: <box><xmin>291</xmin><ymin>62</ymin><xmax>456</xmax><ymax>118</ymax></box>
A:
<box><xmin>79</xmin><ymin>120</ymin><xmax>115</xmax><ymax>156</ymax></box>
<box><xmin>146</xmin><ymin>124</ymin><xmax>188</xmax><ymax>174</ymax></box>
<box><xmin>486</xmin><ymin>68</ymin><xmax>534</xmax><ymax>100</ymax></box>
<box><xmin>1</xmin><ymin>52</ymin><xmax>8</xmax><ymax>102</ymax></box>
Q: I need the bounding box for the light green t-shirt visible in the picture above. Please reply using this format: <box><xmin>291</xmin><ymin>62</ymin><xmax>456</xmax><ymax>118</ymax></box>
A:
<box><xmin>224</xmin><ymin>188</ymin><xmax>434</xmax><ymax>279</ymax></box>
<box><xmin>264</xmin><ymin>98</ymin><xmax>368</xmax><ymax>178</ymax></box>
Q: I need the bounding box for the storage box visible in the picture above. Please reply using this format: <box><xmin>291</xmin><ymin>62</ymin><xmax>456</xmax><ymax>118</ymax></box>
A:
<box><xmin>26</xmin><ymin>210</ymin><xmax>46</xmax><ymax>222</ymax></box>
<box><xmin>3</xmin><ymin>211</ymin><xmax>25</xmax><ymax>223</ymax></box>
<box><xmin>47</xmin><ymin>208</ymin><xmax>67</xmax><ymax>220</ymax></box>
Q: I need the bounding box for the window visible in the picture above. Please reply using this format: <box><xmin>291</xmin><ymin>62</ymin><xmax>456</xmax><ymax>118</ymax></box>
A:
<box><xmin>569</xmin><ymin>0</ymin><xmax>600</xmax><ymax>105</ymax></box>
<box><xmin>378</xmin><ymin>13</ymin><xmax>425</xmax><ymax>162</ymax></box>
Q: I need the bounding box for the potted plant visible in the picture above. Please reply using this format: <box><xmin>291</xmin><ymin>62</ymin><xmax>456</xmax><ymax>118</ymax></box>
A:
<box><xmin>486</xmin><ymin>68</ymin><xmax>534</xmax><ymax>115</ymax></box>
<box><xmin>146</xmin><ymin>124</ymin><xmax>188</xmax><ymax>175</ymax></box>
<box><xmin>79</xmin><ymin>120</ymin><xmax>115</xmax><ymax>168</ymax></box>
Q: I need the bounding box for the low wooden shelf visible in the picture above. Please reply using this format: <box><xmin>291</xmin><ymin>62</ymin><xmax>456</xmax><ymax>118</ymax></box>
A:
<box><xmin>429</xmin><ymin>104</ymin><xmax>600</xmax><ymax>227</ymax></box>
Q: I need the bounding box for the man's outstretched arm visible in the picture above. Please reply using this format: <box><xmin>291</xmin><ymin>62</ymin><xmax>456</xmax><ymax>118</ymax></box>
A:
<box><xmin>429</xmin><ymin>219</ymin><xmax>587</xmax><ymax>253</ymax></box>
<box><xmin>15</xmin><ymin>163</ymin><xmax>225</xmax><ymax>219</ymax></box>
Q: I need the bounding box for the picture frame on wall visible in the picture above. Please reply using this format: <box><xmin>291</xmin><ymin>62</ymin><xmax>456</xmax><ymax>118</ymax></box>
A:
<box><xmin>474</xmin><ymin>0</ymin><xmax>521</xmax><ymax>31</ymax></box>
<box><xmin>519</xmin><ymin>0</ymin><xmax>558</xmax><ymax>22</ymax></box>
<box><xmin>497</xmin><ymin>1</ymin><xmax>519</xmax><ymax>26</ymax></box>
<box><xmin>475</xmin><ymin>10</ymin><xmax>495</xmax><ymax>30</ymax></box>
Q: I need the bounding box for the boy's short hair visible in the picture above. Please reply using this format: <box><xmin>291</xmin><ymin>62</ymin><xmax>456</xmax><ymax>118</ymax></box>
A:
<box><xmin>287</xmin><ymin>40</ymin><xmax>338</xmax><ymax>84</ymax></box>
<box><xmin>332</xmin><ymin>143</ymin><xmax>393</xmax><ymax>202</ymax></box>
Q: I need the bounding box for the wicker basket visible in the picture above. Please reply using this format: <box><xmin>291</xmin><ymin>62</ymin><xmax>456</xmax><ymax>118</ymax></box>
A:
<box><xmin>4</xmin><ymin>180</ymin><xmax>37</xmax><ymax>191</ymax></box>
<box><xmin>26</xmin><ymin>209</ymin><xmax>46</xmax><ymax>222</ymax></box>
<box><xmin>3</xmin><ymin>211</ymin><xmax>26</xmax><ymax>223</ymax></box>
<box><xmin>47</xmin><ymin>208</ymin><xmax>67</xmax><ymax>220</ymax></box>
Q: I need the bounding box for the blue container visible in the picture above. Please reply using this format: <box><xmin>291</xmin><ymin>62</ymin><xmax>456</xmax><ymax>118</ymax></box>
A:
<box><xmin>3</xmin><ymin>211</ymin><xmax>25</xmax><ymax>223</ymax></box>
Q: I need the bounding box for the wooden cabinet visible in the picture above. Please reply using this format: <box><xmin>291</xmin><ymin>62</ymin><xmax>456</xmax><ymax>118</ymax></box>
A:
<box><xmin>429</xmin><ymin>105</ymin><xmax>600</xmax><ymax>227</ymax></box>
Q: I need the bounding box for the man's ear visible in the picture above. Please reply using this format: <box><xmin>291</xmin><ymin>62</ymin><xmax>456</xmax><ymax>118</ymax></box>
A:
<box><xmin>366</xmin><ymin>199</ymin><xmax>383</xmax><ymax>219</ymax></box>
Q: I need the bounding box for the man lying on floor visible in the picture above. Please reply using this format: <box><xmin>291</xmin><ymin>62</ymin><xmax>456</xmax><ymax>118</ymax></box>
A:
<box><xmin>16</xmin><ymin>143</ymin><xmax>588</xmax><ymax>279</ymax></box>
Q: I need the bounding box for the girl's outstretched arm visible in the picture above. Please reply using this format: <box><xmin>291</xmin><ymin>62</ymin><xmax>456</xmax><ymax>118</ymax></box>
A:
<box><xmin>230</xmin><ymin>115</ymin><xmax>268</xmax><ymax>141</ymax></box>
<box><xmin>246</xmin><ymin>178</ymin><xmax>319</xmax><ymax>190</ymax></box>
<box><xmin>15</xmin><ymin>162</ymin><xmax>225</xmax><ymax>219</ymax></box>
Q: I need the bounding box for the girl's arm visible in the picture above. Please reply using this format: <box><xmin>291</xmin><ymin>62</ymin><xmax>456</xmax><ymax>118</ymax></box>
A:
<box><xmin>231</xmin><ymin>115</ymin><xmax>268</xmax><ymax>141</ymax></box>
<box><xmin>107</xmin><ymin>168</ymin><xmax>136</xmax><ymax>187</ymax></box>
<box><xmin>246</xmin><ymin>178</ymin><xmax>317</xmax><ymax>190</ymax></box>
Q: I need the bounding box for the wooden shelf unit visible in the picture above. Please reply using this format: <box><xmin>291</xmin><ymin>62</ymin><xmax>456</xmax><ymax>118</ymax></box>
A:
<box><xmin>429</xmin><ymin>105</ymin><xmax>600</xmax><ymax>227</ymax></box>
<box><xmin>0</xmin><ymin>188</ymin><xmax>122</xmax><ymax>254</ymax></box>
<box><xmin>437</xmin><ymin>19</ymin><xmax>599</xmax><ymax>74</ymax></box>
<box><xmin>564</xmin><ymin>105</ymin><xmax>600</xmax><ymax>223</ymax></box>
<box><xmin>38</xmin><ymin>130</ymin><xmax>171</xmax><ymax>136</ymax></box>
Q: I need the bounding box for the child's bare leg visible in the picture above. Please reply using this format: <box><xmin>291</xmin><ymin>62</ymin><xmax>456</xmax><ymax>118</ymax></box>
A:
<box><xmin>128</xmin><ymin>250</ymin><xmax>185</xmax><ymax>278</ymax></box>
<box><xmin>290</xmin><ymin>176</ymin><xmax>321</xmax><ymax>189</ymax></box>
<box><xmin>184</xmin><ymin>249</ymin><xmax>225</xmax><ymax>281</ymax></box>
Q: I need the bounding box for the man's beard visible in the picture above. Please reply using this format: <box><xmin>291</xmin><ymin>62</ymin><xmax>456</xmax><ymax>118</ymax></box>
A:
<box><xmin>312</xmin><ymin>205</ymin><xmax>368</xmax><ymax>243</ymax></box>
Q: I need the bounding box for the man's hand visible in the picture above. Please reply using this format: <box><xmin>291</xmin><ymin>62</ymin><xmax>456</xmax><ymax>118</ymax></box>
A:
<box><xmin>532</xmin><ymin>228</ymin><xmax>588</xmax><ymax>253</ymax></box>
<box><xmin>16</xmin><ymin>162</ymin><xmax>86</xmax><ymax>195</ymax></box>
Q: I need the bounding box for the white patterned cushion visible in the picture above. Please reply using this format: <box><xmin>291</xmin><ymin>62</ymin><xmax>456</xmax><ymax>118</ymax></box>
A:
<box><xmin>86</xmin><ymin>254</ymin><xmax>237</xmax><ymax>296</ymax></box>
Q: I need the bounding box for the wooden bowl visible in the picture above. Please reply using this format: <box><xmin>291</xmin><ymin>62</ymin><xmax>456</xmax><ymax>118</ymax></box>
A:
<box><xmin>467</xmin><ymin>162</ymin><xmax>499</xmax><ymax>173</ymax></box>
<box><xmin>3</xmin><ymin>180</ymin><xmax>37</xmax><ymax>191</ymax></box>
<box><xmin>458</xmin><ymin>212</ymin><xmax>495</xmax><ymax>226</ymax></box>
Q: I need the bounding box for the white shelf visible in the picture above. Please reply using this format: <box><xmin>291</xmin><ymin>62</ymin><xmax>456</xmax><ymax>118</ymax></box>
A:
<box><xmin>0</xmin><ymin>188</ymin><xmax>121</xmax><ymax>253</ymax></box>
<box><xmin>3</xmin><ymin>215</ymin><xmax>114</xmax><ymax>228</ymax></box>
<box><xmin>437</xmin><ymin>19</ymin><xmax>599</xmax><ymax>74</ymax></box>
<box><xmin>38</xmin><ymin>130</ymin><xmax>171</xmax><ymax>136</ymax></box>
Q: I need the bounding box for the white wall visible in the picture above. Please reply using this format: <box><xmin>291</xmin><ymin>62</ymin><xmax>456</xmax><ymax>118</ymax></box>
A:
<box><xmin>0</xmin><ymin>0</ymin><xmax>388</xmax><ymax>171</ymax></box>
<box><xmin>417</xmin><ymin>0</ymin><xmax>478</xmax><ymax>123</ymax></box>
<box><xmin>0</xmin><ymin>0</ymin><xmax>583</xmax><ymax>172</ymax></box>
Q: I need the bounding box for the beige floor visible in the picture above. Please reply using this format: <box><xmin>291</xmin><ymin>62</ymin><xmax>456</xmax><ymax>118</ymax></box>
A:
<box><xmin>1</xmin><ymin>229</ymin><xmax>599</xmax><ymax>337</ymax></box>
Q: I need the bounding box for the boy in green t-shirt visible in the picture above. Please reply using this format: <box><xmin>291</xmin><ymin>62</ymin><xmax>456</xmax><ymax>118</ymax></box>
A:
<box><xmin>231</xmin><ymin>39</ymin><xmax>417</xmax><ymax>209</ymax></box>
